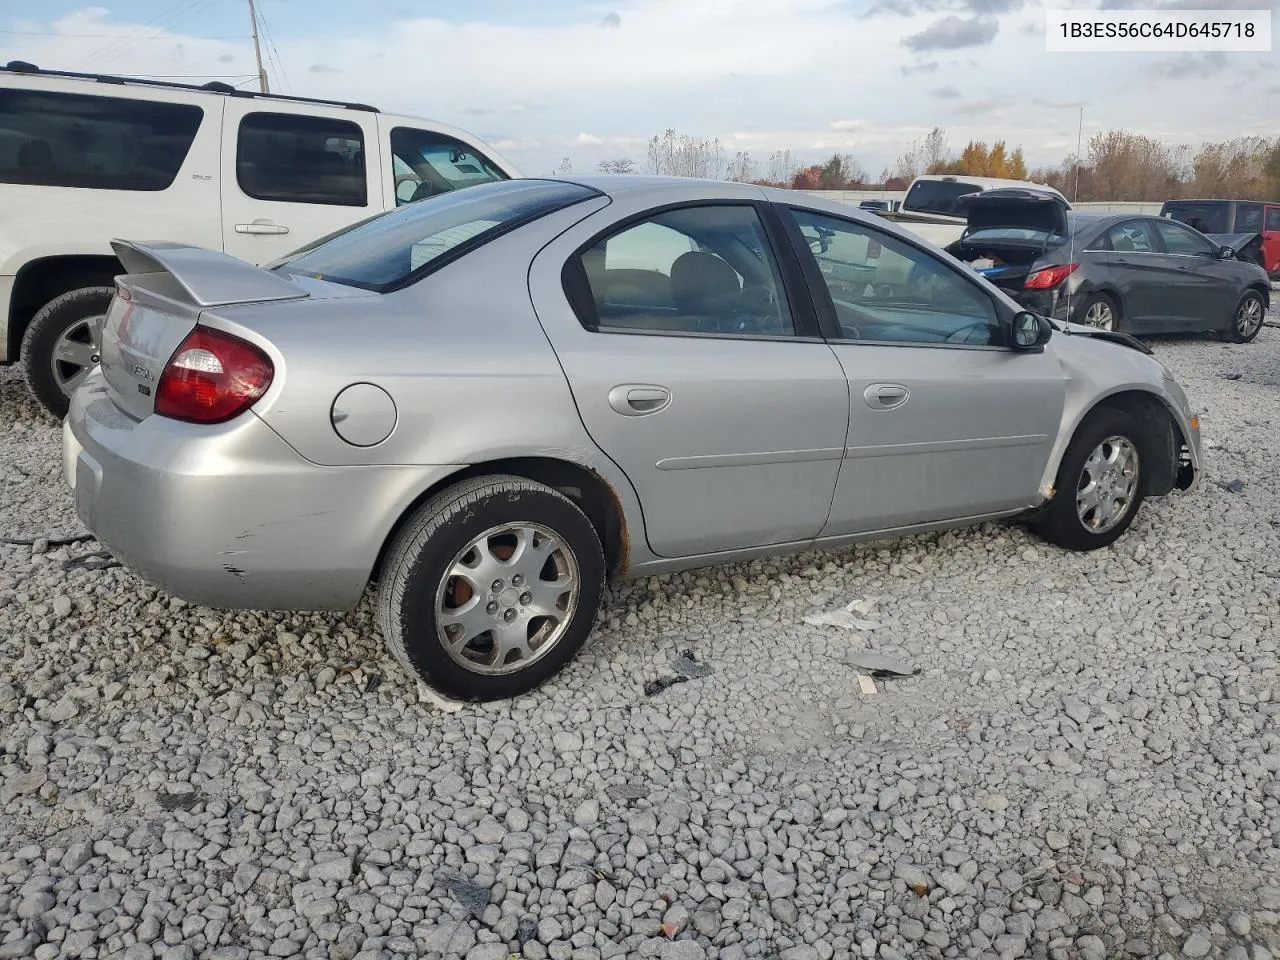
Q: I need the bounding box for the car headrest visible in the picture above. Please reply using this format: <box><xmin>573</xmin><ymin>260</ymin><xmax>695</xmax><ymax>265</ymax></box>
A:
<box><xmin>670</xmin><ymin>251</ymin><xmax>740</xmax><ymax>314</ymax></box>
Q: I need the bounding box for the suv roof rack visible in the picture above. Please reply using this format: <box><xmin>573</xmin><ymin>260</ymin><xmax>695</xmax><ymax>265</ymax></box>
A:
<box><xmin>1</xmin><ymin>60</ymin><xmax>380</xmax><ymax>113</ymax></box>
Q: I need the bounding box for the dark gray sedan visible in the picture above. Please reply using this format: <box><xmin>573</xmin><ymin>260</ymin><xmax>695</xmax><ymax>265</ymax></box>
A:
<box><xmin>946</xmin><ymin>190</ymin><xmax>1271</xmax><ymax>342</ymax></box>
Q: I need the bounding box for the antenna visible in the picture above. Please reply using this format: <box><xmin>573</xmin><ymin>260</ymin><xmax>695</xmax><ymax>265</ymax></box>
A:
<box><xmin>1063</xmin><ymin>105</ymin><xmax>1084</xmax><ymax>332</ymax></box>
<box><xmin>248</xmin><ymin>0</ymin><xmax>269</xmax><ymax>94</ymax></box>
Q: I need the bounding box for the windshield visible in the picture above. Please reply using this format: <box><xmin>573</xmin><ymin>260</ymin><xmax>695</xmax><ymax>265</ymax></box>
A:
<box><xmin>902</xmin><ymin>179</ymin><xmax>984</xmax><ymax>216</ymax></box>
<box><xmin>389</xmin><ymin>126</ymin><xmax>509</xmax><ymax>205</ymax></box>
<box><xmin>1161</xmin><ymin>201</ymin><xmax>1230</xmax><ymax>234</ymax></box>
<box><xmin>274</xmin><ymin>179</ymin><xmax>599</xmax><ymax>292</ymax></box>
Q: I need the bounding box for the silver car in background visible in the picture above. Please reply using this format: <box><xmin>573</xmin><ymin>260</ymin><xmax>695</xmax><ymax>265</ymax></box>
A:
<box><xmin>64</xmin><ymin>176</ymin><xmax>1202</xmax><ymax>700</ymax></box>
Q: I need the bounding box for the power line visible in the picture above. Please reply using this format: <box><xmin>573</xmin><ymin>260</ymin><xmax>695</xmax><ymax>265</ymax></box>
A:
<box><xmin>76</xmin><ymin>0</ymin><xmax>208</xmax><ymax>68</ymax></box>
<box><xmin>255</xmin><ymin>2</ymin><xmax>292</xmax><ymax>95</ymax></box>
<box><xmin>1</xmin><ymin>30</ymin><xmax>248</xmax><ymax>39</ymax></box>
<box><xmin>82</xmin><ymin>0</ymin><xmax>222</xmax><ymax>71</ymax></box>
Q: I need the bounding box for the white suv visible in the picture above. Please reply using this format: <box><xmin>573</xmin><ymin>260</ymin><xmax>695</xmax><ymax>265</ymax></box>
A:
<box><xmin>0</xmin><ymin>61</ymin><xmax>521</xmax><ymax>417</ymax></box>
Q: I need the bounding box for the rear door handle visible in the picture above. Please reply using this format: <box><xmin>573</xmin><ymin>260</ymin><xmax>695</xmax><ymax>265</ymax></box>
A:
<box><xmin>608</xmin><ymin>384</ymin><xmax>671</xmax><ymax>416</ymax></box>
<box><xmin>864</xmin><ymin>383</ymin><xmax>909</xmax><ymax>410</ymax></box>
<box><xmin>235</xmin><ymin>221</ymin><xmax>290</xmax><ymax>235</ymax></box>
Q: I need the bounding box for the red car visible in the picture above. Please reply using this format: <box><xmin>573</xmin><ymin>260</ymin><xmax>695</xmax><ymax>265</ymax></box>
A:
<box><xmin>1160</xmin><ymin>199</ymin><xmax>1280</xmax><ymax>278</ymax></box>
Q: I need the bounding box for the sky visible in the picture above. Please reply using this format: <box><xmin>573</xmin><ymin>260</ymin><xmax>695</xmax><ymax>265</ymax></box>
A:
<box><xmin>3</xmin><ymin>0</ymin><xmax>1278</xmax><ymax>179</ymax></box>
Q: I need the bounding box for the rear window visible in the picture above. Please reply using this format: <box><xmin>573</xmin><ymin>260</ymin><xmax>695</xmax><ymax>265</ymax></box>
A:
<box><xmin>962</xmin><ymin>227</ymin><xmax>1061</xmax><ymax>245</ymax></box>
<box><xmin>903</xmin><ymin>179</ymin><xmax>984</xmax><ymax>216</ymax></box>
<box><xmin>1161</xmin><ymin>201</ymin><xmax>1229</xmax><ymax>234</ymax></box>
<box><xmin>0</xmin><ymin>89</ymin><xmax>202</xmax><ymax>191</ymax></box>
<box><xmin>390</xmin><ymin>126</ymin><xmax>508</xmax><ymax>205</ymax></box>
<box><xmin>274</xmin><ymin>179</ymin><xmax>600</xmax><ymax>292</ymax></box>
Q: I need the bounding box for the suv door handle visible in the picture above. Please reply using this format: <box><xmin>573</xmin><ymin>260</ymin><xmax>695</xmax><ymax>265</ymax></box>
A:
<box><xmin>864</xmin><ymin>383</ymin><xmax>909</xmax><ymax>410</ymax></box>
<box><xmin>608</xmin><ymin>384</ymin><xmax>671</xmax><ymax>416</ymax></box>
<box><xmin>235</xmin><ymin>221</ymin><xmax>290</xmax><ymax>235</ymax></box>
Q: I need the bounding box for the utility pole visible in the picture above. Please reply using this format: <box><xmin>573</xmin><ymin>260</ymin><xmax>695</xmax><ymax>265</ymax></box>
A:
<box><xmin>248</xmin><ymin>0</ymin><xmax>269</xmax><ymax>93</ymax></box>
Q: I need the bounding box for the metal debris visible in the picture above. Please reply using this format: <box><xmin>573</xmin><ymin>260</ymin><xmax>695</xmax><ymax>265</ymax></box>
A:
<box><xmin>1216</xmin><ymin>478</ymin><xmax>1246</xmax><ymax>494</ymax></box>
<box><xmin>644</xmin><ymin>675</ymin><xmax>689</xmax><ymax>696</ymax></box>
<box><xmin>436</xmin><ymin>871</ymin><xmax>490</xmax><ymax>919</ymax></box>
<box><xmin>1220</xmin><ymin>372</ymin><xmax>1243</xmax><ymax>381</ymax></box>
<box><xmin>845</xmin><ymin>651</ymin><xmax>921</xmax><ymax>678</ymax></box>
<box><xmin>672</xmin><ymin>649</ymin><xmax>713</xmax><ymax>679</ymax></box>
<box><xmin>62</xmin><ymin>551</ymin><xmax>120</xmax><ymax>572</ymax></box>
<box><xmin>157</xmin><ymin>788</ymin><xmax>204</xmax><ymax>812</ymax></box>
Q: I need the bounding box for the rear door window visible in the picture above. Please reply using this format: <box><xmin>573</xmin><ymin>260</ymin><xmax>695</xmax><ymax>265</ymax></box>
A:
<box><xmin>1105</xmin><ymin>221</ymin><xmax>1159</xmax><ymax>253</ymax></box>
<box><xmin>1266</xmin><ymin>207</ymin><xmax>1280</xmax><ymax>232</ymax></box>
<box><xmin>0</xmin><ymin>89</ymin><xmax>202</xmax><ymax>191</ymax></box>
<box><xmin>237</xmin><ymin>112</ymin><xmax>367</xmax><ymax>206</ymax></box>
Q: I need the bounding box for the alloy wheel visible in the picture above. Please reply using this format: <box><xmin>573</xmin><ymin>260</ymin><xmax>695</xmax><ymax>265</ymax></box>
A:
<box><xmin>1084</xmin><ymin>300</ymin><xmax>1114</xmax><ymax>330</ymax></box>
<box><xmin>434</xmin><ymin>522</ymin><xmax>581</xmax><ymax>675</ymax></box>
<box><xmin>1076</xmin><ymin>436</ymin><xmax>1140</xmax><ymax>534</ymax></box>
<box><xmin>1236</xmin><ymin>296</ymin><xmax>1264</xmax><ymax>340</ymax></box>
<box><xmin>51</xmin><ymin>314</ymin><xmax>106</xmax><ymax>397</ymax></box>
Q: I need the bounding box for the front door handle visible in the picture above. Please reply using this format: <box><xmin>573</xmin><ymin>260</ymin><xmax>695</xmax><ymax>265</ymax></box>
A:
<box><xmin>234</xmin><ymin>220</ymin><xmax>290</xmax><ymax>235</ymax></box>
<box><xmin>608</xmin><ymin>384</ymin><xmax>671</xmax><ymax>416</ymax></box>
<box><xmin>864</xmin><ymin>383</ymin><xmax>909</xmax><ymax>410</ymax></box>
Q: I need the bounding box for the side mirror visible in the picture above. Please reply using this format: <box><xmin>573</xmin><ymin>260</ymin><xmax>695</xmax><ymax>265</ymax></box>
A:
<box><xmin>1217</xmin><ymin>245</ymin><xmax>1234</xmax><ymax>260</ymax></box>
<box><xmin>1011</xmin><ymin>311</ymin><xmax>1052</xmax><ymax>352</ymax></box>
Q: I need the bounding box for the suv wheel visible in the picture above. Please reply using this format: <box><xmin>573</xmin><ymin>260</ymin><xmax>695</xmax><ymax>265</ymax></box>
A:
<box><xmin>378</xmin><ymin>475</ymin><xmax>605</xmax><ymax>701</ymax></box>
<box><xmin>21</xmin><ymin>286</ymin><xmax>114</xmax><ymax>419</ymax></box>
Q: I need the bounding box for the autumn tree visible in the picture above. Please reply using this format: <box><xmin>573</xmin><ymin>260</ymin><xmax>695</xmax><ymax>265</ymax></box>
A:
<box><xmin>1009</xmin><ymin>147</ymin><xmax>1028</xmax><ymax>180</ymax></box>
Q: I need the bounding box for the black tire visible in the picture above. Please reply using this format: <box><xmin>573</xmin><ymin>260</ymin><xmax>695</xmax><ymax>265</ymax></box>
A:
<box><xmin>20</xmin><ymin>286</ymin><xmax>114</xmax><ymax>419</ymax></box>
<box><xmin>1030</xmin><ymin>407</ymin><xmax>1148</xmax><ymax>552</ymax></box>
<box><xmin>1225</xmin><ymin>290</ymin><xmax>1266</xmax><ymax>344</ymax></box>
<box><xmin>1074</xmin><ymin>291</ymin><xmax>1122</xmax><ymax>332</ymax></box>
<box><xmin>377</xmin><ymin>475</ymin><xmax>605</xmax><ymax>701</ymax></box>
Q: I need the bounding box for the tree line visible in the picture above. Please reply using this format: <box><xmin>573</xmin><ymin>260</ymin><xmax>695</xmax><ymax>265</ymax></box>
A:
<box><xmin>589</xmin><ymin>127</ymin><xmax>1280</xmax><ymax>202</ymax></box>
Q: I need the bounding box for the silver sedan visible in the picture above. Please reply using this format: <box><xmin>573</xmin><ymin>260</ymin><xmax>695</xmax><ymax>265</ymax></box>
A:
<box><xmin>64</xmin><ymin>176</ymin><xmax>1202</xmax><ymax>700</ymax></box>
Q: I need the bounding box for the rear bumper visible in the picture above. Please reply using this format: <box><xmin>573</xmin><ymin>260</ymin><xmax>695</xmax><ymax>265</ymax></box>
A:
<box><xmin>65</xmin><ymin>369</ymin><xmax>454</xmax><ymax>611</ymax></box>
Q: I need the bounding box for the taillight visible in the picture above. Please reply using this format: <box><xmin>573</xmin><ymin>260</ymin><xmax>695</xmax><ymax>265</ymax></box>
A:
<box><xmin>155</xmin><ymin>327</ymin><xmax>274</xmax><ymax>424</ymax></box>
<box><xmin>1024</xmin><ymin>263</ymin><xmax>1079</xmax><ymax>290</ymax></box>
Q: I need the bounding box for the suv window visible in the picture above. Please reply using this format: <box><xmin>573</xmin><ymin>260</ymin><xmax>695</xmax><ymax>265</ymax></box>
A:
<box><xmin>790</xmin><ymin>208</ymin><xmax>999</xmax><ymax>346</ymax></box>
<box><xmin>902</xmin><ymin>179</ymin><xmax>984</xmax><ymax>216</ymax></box>
<box><xmin>390</xmin><ymin>127</ymin><xmax>508</xmax><ymax>205</ymax></box>
<box><xmin>1161</xmin><ymin>201</ymin><xmax>1229</xmax><ymax>234</ymax></box>
<box><xmin>237</xmin><ymin>112</ymin><xmax>367</xmax><ymax>207</ymax></box>
<box><xmin>1235</xmin><ymin>203</ymin><xmax>1264</xmax><ymax>232</ymax></box>
<box><xmin>1267</xmin><ymin>207</ymin><xmax>1280</xmax><ymax>232</ymax></box>
<box><xmin>0</xmin><ymin>89</ymin><xmax>202</xmax><ymax>191</ymax></box>
<box><xmin>1105</xmin><ymin>220</ymin><xmax>1159</xmax><ymax>253</ymax></box>
<box><xmin>274</xmin><ymin>179</ymin><xmax>598</xmax><ymax>291</ymax></box>
<box><xmin>1153</xmin><ymin>218</ymin><xmax>1214</xmax><ymax>256</ymax></box>
<box><xmin>572</xmin><ymin>205</ymin><xmax>795</xmax><ymax>337</ymax></box>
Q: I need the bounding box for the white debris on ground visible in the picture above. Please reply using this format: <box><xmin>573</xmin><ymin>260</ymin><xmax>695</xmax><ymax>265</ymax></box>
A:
<box><xmin>1</xmin><ymin>319</ymin><xmax>1279</xmax><ymax>960</ymax></box>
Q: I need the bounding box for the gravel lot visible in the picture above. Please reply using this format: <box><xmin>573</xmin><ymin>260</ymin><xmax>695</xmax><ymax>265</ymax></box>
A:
<box><xmin>2</xmin><ymin>315</ymin><xmax>1279</xmax><ymax>960</ymax></box>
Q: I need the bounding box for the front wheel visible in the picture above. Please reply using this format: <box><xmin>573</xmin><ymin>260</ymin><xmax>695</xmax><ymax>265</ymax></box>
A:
<box><xmin>1226</xmin><ymin>290</ymin><xmax>1266</xmax><ymax>344</ymax></box>
<box><xmin>21</xmin><ymin>286</ymin><xmax>114</xmax><ymax>419</ymax></box>
<box><xmin>377</xmin><ymin>476</ymin><xmax>605</xmax><ymax>700</ymax></box>
<box><xmin>1030</xmin><ymin>408</ymin><xmax>1147</xmax><ymax>551</ymax></box>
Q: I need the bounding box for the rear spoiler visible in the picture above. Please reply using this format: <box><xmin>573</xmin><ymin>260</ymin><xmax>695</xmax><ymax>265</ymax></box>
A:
<box><xmin>110</xmin><ymin>240</ymin><xmax>310</xmax><ymax>308</ymax></box>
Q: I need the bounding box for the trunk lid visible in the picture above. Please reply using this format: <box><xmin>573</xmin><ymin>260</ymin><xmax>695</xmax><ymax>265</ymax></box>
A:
<box><xmin>100</xmin><ymin>240</ymin><xmax>311</xmax><ymax>421</ymax></box>
<box><xmin>957</xmin><ymin>188</ymin><xmax>1070</xmax><ymax>238</ymax></box>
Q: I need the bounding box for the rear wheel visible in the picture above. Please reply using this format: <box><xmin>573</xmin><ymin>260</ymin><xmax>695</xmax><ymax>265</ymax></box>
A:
<box><xmin>1076</xmin><ymin>292</ymin><xmax>1120</xmax><ymax>332</ymax></box>
<box><xmin>1226</xmin><ymin>290</ymin><xmax>1265</xmax><ymax>344</ymax></box>
<box><xmin>21</xmin><ymin>286</ymin><xmax>113</xmax><ymax>419</ymax></box>
<box><xmin>1030</xmin><ymin>408</ymin><xmax>1147</xmax><ymax>551</ymax></box>
<box><xmin>377</xmin><ymin>476</ymin><xmax>605</xmax><ymax>700</ymax></box>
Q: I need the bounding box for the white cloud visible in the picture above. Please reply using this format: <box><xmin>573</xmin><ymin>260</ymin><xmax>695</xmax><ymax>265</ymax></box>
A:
<box><xmin>2</xmin><ymin>3</ymin><xmax>1264</xmax><ymax>177</ymax></box>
